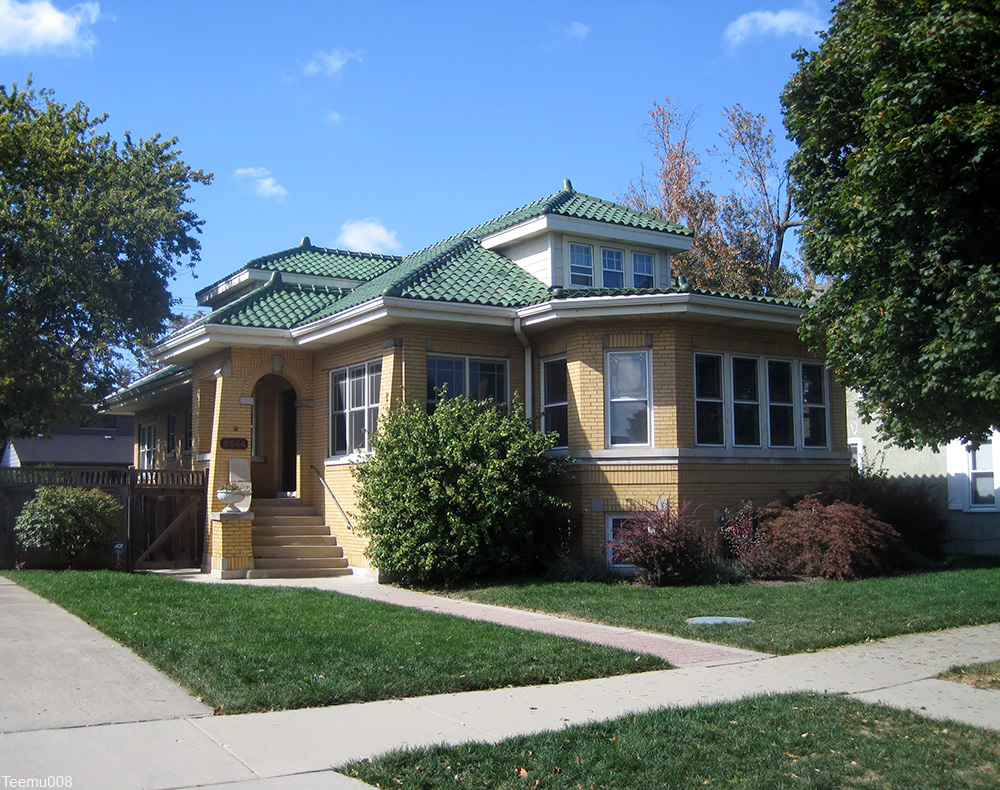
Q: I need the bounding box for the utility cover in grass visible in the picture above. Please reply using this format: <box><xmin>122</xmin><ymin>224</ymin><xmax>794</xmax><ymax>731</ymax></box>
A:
<box><xmin>686</xmin><ymin>616</ymin><xmax>753</xmax><ymax>625</ymax></box>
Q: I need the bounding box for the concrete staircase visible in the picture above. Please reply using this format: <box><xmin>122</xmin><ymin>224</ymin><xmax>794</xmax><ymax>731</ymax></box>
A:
<box><xmin>247</xmin><ymin>498</ymin><xmax>352</xmax><ymax>579</ymax></box>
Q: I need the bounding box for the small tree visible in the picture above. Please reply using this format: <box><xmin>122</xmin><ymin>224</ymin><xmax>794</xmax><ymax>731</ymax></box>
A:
<box><xmin>607</xmin><ymin>500</ymin><xmax>718</xmax><ymax>586</ymax></box>
<box><xmin>15</xmin><ymin>486</ymin><xmax>122</xmax><ymax>568</ymax></box>
<box><xmin>353</xmin><ymin>395</ymin><xmax>570</xmax><ymax>584</ymax></box>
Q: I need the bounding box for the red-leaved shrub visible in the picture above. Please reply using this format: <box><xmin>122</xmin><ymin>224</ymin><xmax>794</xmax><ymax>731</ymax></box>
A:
<box><xmin>607</xmin><ymin>500</ymin><xmax>718</xmax><ymax>586</ymax></box>
<box><xmin>751</xmin><ymin>494</ymin><xmax>902</xmax><ymax>580</ymax></box>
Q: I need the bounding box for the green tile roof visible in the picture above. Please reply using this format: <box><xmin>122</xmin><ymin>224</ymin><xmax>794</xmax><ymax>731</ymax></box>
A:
<box><xmin>465</xmin><ymin>180</ymin><xmax>693</xmax><ymax>239</ymax></box>
<box><xmin>185</xmin><ymin>182</ymin><xmax>704</xmax><ymax>333</ymax></box>
<box><xmin>190</xmin><ymin>274</ymin><xmax>350</xmax><ymax>330</ymax></box>
<box><xmin>195</xmin><ymin>240</ymin><xmax>402</xmax><ymax>303</ymax></box>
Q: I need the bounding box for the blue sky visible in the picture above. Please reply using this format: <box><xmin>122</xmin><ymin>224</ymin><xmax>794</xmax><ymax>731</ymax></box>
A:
<box><xmin>1</xmin><ymin>0</ymin><xmax>832</xmax><ymax>314</ymax></box>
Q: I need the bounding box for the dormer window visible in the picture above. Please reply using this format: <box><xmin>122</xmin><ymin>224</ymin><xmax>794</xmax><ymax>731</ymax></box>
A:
<box><xmin>567</xmin><ymin>240</ymin><xmax>659</xmax><ymax>290</ymax></box>
<box><xmin>601</xmin><ymin>249</ymin><xmax>624</xmax><ymax>288</ymax></box>
<box><xmin>632</xmin><ymin>252</ymin><xmax>654</xmax><ymax>288</ymax></box>
<box><xmin>569</xmin><ymin>243</ymin><xmax>594</xmax><ymax>286</ymax></box>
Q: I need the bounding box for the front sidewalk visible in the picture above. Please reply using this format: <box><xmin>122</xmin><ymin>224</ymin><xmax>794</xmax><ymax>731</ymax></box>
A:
<box><xmin>3</xmin><ymin>573</ymin><xmax>1000</xmax><ymax>790</ymax></box>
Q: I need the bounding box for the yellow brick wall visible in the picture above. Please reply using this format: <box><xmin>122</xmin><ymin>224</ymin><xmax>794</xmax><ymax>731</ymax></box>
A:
<box><xmin>529</xmin><ymin>318</ymin><xmax>849</xmax><ymax>562</ymax></box>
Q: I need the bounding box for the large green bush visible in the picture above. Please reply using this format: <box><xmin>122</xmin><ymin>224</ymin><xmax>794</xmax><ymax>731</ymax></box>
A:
<box><xmin>15</xmin><ymin>486</ymin><xmax>122</xmax><ymax>567</ymax></box>
<box><xmin>353</xmin><ymin>395</ymin><xmax>570</xmax><ymax>584</ymax></box>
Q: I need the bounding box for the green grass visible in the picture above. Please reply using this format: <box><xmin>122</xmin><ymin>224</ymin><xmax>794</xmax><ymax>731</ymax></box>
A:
<box><xmin>941</xmin><ymin>661</ymin><xmax>1000</xmax><ymax>691</ymax></box>
<box><xmin>4</xmin><ymin>570</ymin><xmax>668</xmax><ymax>713</ymax></box>
<box><xmin>450</xmin><ymin>565</ymin><xmax>1000</xmax><ymax>654</ymax></box>
<box><xmin>341</xmin><ymin>692</ymin><xmax>1000</xmax><ymax>789</ymax></box>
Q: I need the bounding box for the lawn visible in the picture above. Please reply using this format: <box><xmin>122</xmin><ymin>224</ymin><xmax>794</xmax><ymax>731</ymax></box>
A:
<box><xmin>4</xmin><ymin>570</ymin><xmax>668</xmax><ymax>713</ymax></box>
<box><xmin>341</xmin><ymin>692</ymin><xmax>1000</xmax><ymax>789</ymax></box>
<box><xmin>450</xmin><ymin>564</ymin><xmax>1000</xmax><ymax>654</ymax></box>
<box><xmin>941</xmin><ymin>661</ymin><xmax>1000</xmax><ymax>691</ymax></box>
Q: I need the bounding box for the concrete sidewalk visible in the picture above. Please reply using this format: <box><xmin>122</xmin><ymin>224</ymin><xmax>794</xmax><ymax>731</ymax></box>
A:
<box><xmin>3</xmin><ymin>573</ymin><xmax>1000</xmax><ymax>790</ymax></box>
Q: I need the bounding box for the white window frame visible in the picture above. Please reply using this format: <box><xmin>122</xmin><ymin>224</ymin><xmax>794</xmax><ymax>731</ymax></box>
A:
<box><xmin>605</xmin><ymin>349</ymin><xmax>653</xmax><ymax>448</ymax></box>
<box><xmin>605</xmin><ymin>513</ymin><xmax>638</xmax><ymax>571</ymax></box>
<box><xmin>693</xmin><ymin>353</ymin><xmax>831</xmax><ymax>450</ymax></box>
<box><xmin>569</xmin><ymin>242</ymin><xmax>593</xmax><ymax>287</ymax></box>
<box><xmin>165</xmin><ymin>413</ymin><xmax>177</xmax><ymax>459</ymax></box>
<box><xmin>565</xmin><ymin>239</ymin><xmax>659</xmax><ymax>290</ymax></box>
<box><xmin>632</xmin><ymin>251</ymin><xmax>655</xmax><ymax>289</ymax></box>
<box><xmin>139</xmin><ymin>423</ymin><xmax>156</xmax><ymax>470</ymax></box>
<box><xmin>601</xmin><ymin>248</ymin><xmax>625</xmax><ymax>289</ymax></box>
<box><xmin>426</xmin><ymin>354</ymin><xmax>509</xmax><ymax>410</ymax></box>
<box><xmin>541</xmin><ymin>355</ymin><xmax>568</xmax><ymax>449</ymax></box>
<box><xmin>947</xmin><ymin>433</ymin><xmax>1000</xmax><ymax>512</ymax></box>
<box><xmin>329</xmin><ymin>359</ymin><xmax>382</xmax><ymax>457</ymax></box>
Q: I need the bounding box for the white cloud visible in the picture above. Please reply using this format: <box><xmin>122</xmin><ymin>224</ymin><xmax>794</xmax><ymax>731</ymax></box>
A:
<box><xmin>235</xmin><ymin>167</ymin><xmax>288</xmax><ymax>199</ymax></box>
<box><xmin>336</xmin><ymin>219</ymin><xmax>401</xmax><ymax>254</ymax></box>
<box><xmin>565</xmin><ymin>21</ymin><xmax>590</xmax><ymax>41</ymax></box>
<box><xmin>0</xmin><ymin>0</ymin><xmax>100</xmax><ymax>55</ymax></box>
<box><xmin>724</xmin><ymin>3</ymin><xmax>825</xmax><ymax>51</ymax></box>
<box><xmin>303</xmin><ymin>47</ymin><xmax>362</xmax><ymax>77</ymax></box>
<box><xmin>326</xmin><ymin>110</ymin><xmax>344</xmax><ymax>124</ymax></box>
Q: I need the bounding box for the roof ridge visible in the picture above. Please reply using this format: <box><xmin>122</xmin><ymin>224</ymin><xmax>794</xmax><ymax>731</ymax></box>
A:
<box><xmin>384</xmin><ymin>237</ymin><xmax>476</xmax><ymax>297</ymax></box>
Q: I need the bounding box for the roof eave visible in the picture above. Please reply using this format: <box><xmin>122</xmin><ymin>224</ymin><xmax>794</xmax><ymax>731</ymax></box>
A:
<box><xmin>480</xmin><ymin>214</ymin><xmax>694</xmax><ymax>253</ymax></box>
<box><xmin>517</xmin><ymin>292</ymin><xmax>801</xmax><ymax>330</ymax></box>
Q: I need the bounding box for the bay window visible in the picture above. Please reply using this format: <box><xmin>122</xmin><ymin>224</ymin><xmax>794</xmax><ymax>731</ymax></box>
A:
<box><xmin>542</xmin><ymin>356</ymin><xmax>568</xmax><ymax>448</ymax></box>
<box><xmin>694</xmin><ymin>353</ymin><xmax>830</xmax><ymax>450</ymax></box>
<box><xmin>606</xmin><ymin>350</ymin><xmax>651</xmax><ymax>446</ymax></box>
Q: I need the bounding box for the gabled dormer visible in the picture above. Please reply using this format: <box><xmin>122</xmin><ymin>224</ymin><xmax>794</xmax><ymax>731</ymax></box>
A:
<box><xmin>471</xmin><ymin>180</ymin><xmax>693</xmax><ymax>289</ymax></box>
<box><xmin>195</xmin><ymin>237</ymin><xmax>402</xmax><ymax>310</ymax></box>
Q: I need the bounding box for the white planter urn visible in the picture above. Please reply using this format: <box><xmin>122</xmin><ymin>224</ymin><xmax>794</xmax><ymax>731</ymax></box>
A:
<box><xmin>216</xmin><ymin>488</ymin><xmax>247</xmax><ymax>513</ymax></box>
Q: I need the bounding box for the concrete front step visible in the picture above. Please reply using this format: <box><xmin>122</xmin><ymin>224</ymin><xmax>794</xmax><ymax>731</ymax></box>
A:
<box><xmin>253</xmin><ymin>535</ymin><xmax>341</xmax><ymax>547</ymax></box>
<box><xmin>254</xmin><ymin>545</ymin><xmax>345</xmax><ymax>559</ymax></box>
<box><xmin>246</xmin><ymin>567</ymin><xmax>354</xmax><ymax>579</ymax></box>
<box><xmin>253</xmin><ymin>524</ymin><xmax>332</xmax><ymax>538</ymax></box>
<box><xmin>253</xmin><ymin>556</ymin><xmax>350</xmax><ymax>570</ymax></box>
<box><xmin>249</xmin><ymin>497</ymin><xmax>352</xmax><ymax>578</ymax></box>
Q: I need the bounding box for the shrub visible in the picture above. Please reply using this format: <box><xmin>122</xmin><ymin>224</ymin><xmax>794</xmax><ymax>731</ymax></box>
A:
<box><xmin>353</xmin><ymin>394</ymin><xmax>570</xmax><ymax>585</ymax></box>
<box><xmin>751</xmin><ymin>493</ymin><xmax>902</xmax><ymax>580</ymax></box>
<box><xmin>607</xmin><ymin>500</ymin><xmax>718</xmax><ymax>586</ymax></box>
<box><xmin>718</xmin><ymin>500</ymin><xmax>760</xmax><ymax>560</ymax></box>
<box><xmin>15</xmin><ymin>486</ymin><xmax>122</xmax><ymax>567</ymax></box>
<box><xmin>820</xmin><ymin>462</ymin><xmax>948</xmax><ymax>559</ymax></box>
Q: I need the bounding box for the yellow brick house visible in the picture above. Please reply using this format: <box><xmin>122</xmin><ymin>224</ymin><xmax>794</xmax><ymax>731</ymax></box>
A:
<box><xmin>105</xmin><ymin>180</ymin><xmax>850</xmax><ymax>578</ymax></box>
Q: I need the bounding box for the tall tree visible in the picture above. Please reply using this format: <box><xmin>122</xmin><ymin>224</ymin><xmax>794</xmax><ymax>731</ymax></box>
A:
<box><xmin>624</xmin><ymin>97</ymin><xmax>801</xmax><ymax>297</ymax></box>
<box><xmin>783</xmin><ymin>0</ymin><xmax>1000</xmax><ymax>448</ymax></box>
<box><xmin>0</xmin><ymin>78</ymin><xmax>211</xmax><ymax>442</ymax></box>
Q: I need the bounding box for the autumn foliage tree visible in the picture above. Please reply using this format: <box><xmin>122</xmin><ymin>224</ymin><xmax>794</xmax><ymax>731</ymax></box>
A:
<box><xmin>624</xmin><ymin>97</ymin><xmax>802</xmax><ymax>297</ymax></box>
<box><xmin>0</xmin><ymin>78</ymin><xmax>211</xmax><ymax>442</ymax></box>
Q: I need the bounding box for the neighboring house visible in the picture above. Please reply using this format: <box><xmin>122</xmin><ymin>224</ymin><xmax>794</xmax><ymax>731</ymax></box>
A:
<box><xmin>104</xmin><ymin>180</ymin><xmax>850</xmax><ymax>578</ymax></box>
<box><xmin>848</xmin><ymin>393</ymin><xmax>999</xmax><ymax>555</ymax></box>
<box><xmin>1</xmin><ymin>415</ymin><xmax>135</xmax><ymax>469</ymax></box>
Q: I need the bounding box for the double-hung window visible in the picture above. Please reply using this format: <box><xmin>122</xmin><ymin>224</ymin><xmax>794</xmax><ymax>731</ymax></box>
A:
<box><xmin>632</xmin><ymin>252</ymin><xmax>654</xmax><ymax>289</ymax></box>
<box><xmin>970</xmin><ymin>441</ymin><xmax>996</xmax><ymax>507</ymax></box>
<box><xmin>694</xmin><ymin>353</ymin><xmax>829</xmax><ymax>449</ymax></box>
<box><xmin>602</xmin><ymin>248</ymin><xmax>624</xmax><ymax>288</ymax></box>
<box><xmin>139</xmin><ymin>423</ymin><xmax>156</xmax><ymax>470</ymax></box>
<box><xmin>166</xmin><ymin>414</ymin><xmax>178</xmax><ymax>458</ymax></box>
<box><xmin>946</xmin><ymin>434</ymin><xmax>1000</xmax><ymax>512</ymax></box>
<box><xmin>542</xmin><ymin>357</ymin><xmax>568</xmax><ymax>448</ymax></box>
<box><xmin>330</xmin><ymin>360</ymin><xmax>381</xmax><ymax>456</ymax></box>
<box><xmin>606</xmin><ymin>350</ymin><xmax>651</xmax><ymax>446</ymax></box>
<box><xmin>426</xmin><ymin>355</ymin><xmax>508</xmax><ymax>411</ymax></box>
<box><xmin>567</xmin><ymin>241</ymin><xmax>657</xmax><ymax>289</ymax></box>
<box><xmin>569</xmin><ymin>243</ymin><xmax>593</xmax><ymax>287</ymax></box>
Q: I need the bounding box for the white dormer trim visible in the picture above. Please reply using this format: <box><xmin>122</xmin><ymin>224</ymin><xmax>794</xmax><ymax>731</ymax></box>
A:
<box><xmin>479</xmin><ymin>214</ymin><xmax>693</xmax><ymax>255</ymax></box>
<box><xmin>197</xmin><ymin>269</ymin><xmax>366</xmax><ymax>308</ymax></box>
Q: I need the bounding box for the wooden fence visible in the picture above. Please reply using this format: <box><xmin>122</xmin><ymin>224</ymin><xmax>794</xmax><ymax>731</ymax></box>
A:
<box><xmin>0</xmin><ymin>467</ymin><xmax>206</xmax><ymax>571</ymax></box>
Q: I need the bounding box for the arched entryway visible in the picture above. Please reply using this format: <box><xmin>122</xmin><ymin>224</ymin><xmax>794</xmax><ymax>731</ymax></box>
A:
<box><xmin>250</xmin><ymin>374</ymin><xmax>299</xmax><ymax>497</ymax></box>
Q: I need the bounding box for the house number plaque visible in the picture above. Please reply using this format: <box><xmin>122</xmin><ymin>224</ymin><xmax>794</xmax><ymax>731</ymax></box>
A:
<box><xmin>220</xmin><ymin>437</ymin><xmax>249</xmax><ymax>450</ymax></box>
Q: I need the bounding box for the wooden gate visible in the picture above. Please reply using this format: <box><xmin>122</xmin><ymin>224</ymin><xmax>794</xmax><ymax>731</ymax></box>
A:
<box><xmin>0</xmin><ymin>468</ymin><xmax>206</xmax><ymax>570</ymax></box>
